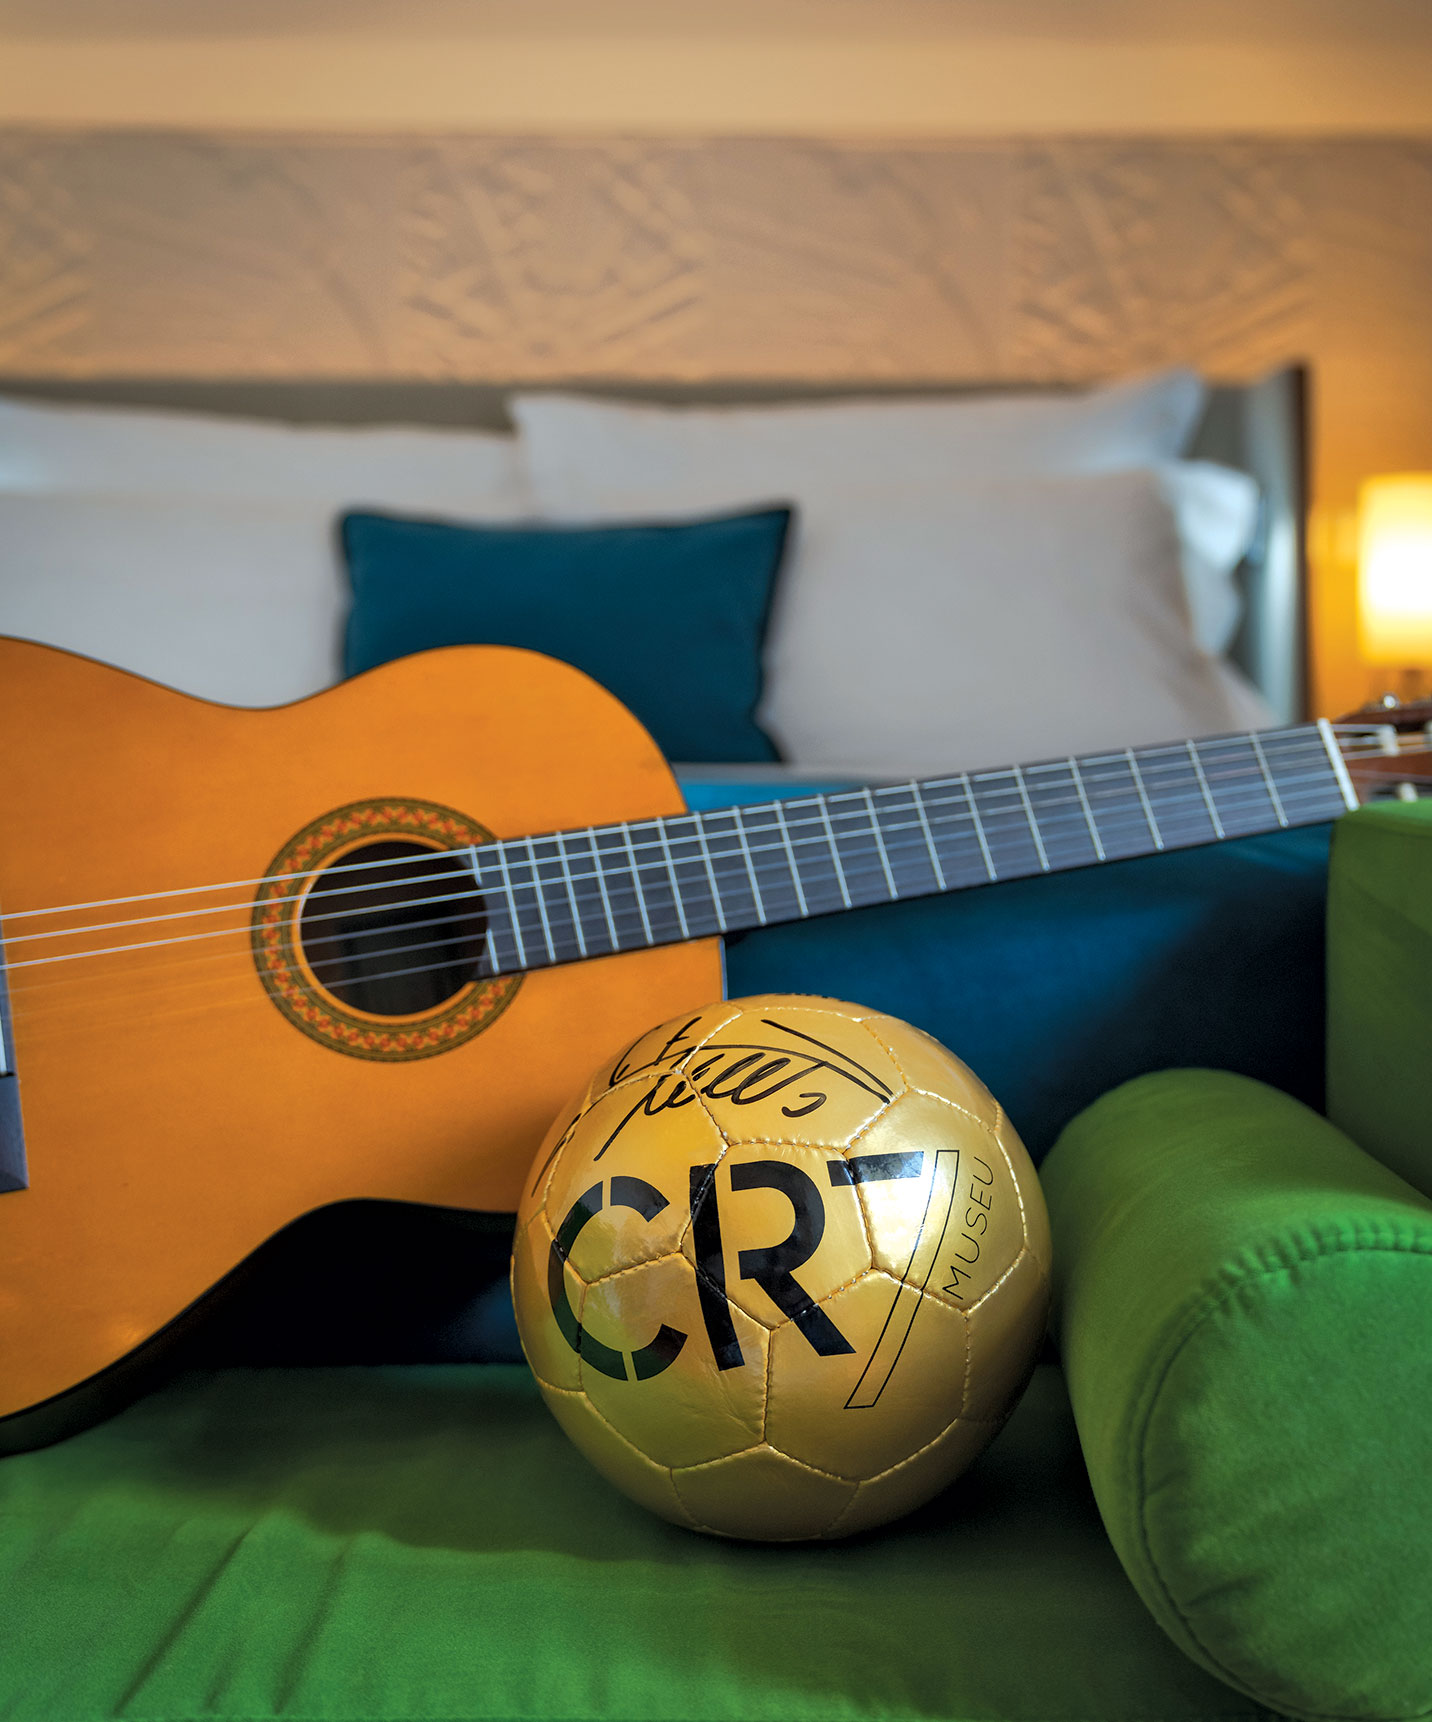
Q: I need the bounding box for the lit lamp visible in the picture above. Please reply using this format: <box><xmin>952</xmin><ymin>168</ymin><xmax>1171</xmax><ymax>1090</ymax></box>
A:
<box><xmin>1357</xmin><ymin>474</ymin><xmax>1432</xmax><ymax>702</ymax></box>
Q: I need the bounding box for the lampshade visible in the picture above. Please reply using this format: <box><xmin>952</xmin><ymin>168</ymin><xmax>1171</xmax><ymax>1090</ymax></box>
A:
<box><xmin>1357</xmin><ymin>474</ymin><xmax>1432</xmax><ymax>664</ymax></box>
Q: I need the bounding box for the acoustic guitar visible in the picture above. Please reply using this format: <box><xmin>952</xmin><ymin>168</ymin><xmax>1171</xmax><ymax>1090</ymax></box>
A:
<box><xmin>0</xmin><ymin>637</ymin><xmax>1427</xmax><ymax>1453</ymax></box>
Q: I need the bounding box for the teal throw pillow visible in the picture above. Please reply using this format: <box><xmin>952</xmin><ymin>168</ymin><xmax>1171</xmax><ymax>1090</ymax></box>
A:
<box><xmin>1043</xmin><ymin>1069</ymin><xmax>1432</xmax><ymax>1722</ymax></box>
<box><xmin>341</xmin><ymin>507</ymin><xmax>790</xmax><ymax>763</ymax></box>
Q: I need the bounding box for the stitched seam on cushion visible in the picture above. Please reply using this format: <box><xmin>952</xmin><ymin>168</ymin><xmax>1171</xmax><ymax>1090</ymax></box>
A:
<box><xmin>112</xmin><ymin>1711</ymin><xmax>1279</xmax><ymax>1722</ymax></box>
<box><xmin>1130</xmin><ymin>1239</ymin><xmax>1432</xmax><ymax>1722</ymax></box>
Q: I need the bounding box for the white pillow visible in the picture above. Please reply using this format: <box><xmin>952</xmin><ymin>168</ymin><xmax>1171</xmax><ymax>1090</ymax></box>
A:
<box><xmin>1155</xmin><ymin>460</ymin><xmax>1261</xmax><ymax>657</ymax></box>
<box><xmin>755</xmin><ymin>470</ymin><xmax>1257</xmax><ymax>778</ymax></box>
<box><xmin>511</xmin><ymin>372</ymin><xmax>1207</xmax><ymax>509</ymax></box>
<box><xmin>0</xmin><ymin>393</ymin><xmax>528</xmax><ymax>513</ymax></box>
<box><xmin>0</xmin><ymin>492</ymin><xmax>347</xmax><ymax>706</ymax></box>
<box><xmin>0</xmin><ymin>394</ymin><xmax>531</xmax><ymax>705</ymax></box>
<box><xmin>511</xmin><ymin>374</ymin><xmax>1261</xmax><ymax>659</ymax></box>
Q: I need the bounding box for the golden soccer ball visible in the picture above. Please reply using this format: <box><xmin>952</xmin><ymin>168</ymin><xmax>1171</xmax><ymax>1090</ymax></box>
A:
<box><xmin>511</xmin><ymin>994</ymin><xmax>1051</xmax><ymax>1541</ymax></box>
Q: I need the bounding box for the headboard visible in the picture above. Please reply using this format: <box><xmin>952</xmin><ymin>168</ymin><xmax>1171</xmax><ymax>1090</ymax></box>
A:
<box><xmin>0</xmin><ymin>368</ymin><xmax>1309</xmax><ymax>722</ymax></box>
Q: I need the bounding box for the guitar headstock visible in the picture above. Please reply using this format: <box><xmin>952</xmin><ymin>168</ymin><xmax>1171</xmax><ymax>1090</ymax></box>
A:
<box><xmin>1335</xmin><ymin>695</ymin><xmax>1432</xmax><ymax>732</ymax></box>
<box><xmin>1333</xmin><ymin>696</ymin><xmax>1432</xmax><ymax>804</ymax></box>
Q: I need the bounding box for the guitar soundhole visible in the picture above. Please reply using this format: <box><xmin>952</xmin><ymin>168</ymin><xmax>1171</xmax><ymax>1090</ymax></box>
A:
<box><xmin>298</xmin><ymin>840</ymin><xmax>487</xmax><ymax>1017</ymax></box>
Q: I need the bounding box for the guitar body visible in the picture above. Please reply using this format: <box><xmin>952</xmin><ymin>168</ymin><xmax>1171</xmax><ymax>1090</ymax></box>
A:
<box><xmin>0</xmin><ymin>640</ymin><xmax>722</xmax><ymax>1449</ymax></box>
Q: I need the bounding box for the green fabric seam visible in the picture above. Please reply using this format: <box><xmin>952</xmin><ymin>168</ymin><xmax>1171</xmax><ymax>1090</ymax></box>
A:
<box><xmin>104</xmin><ymin>1711</ymin><xmax>1277</xmax><ymax>1722</ymax></box>
<box><xmin>1127</xmin><ymin>1238</ymin><xmax>1432</xmax><ymax>1722</ymax></box>
<box><xmin>1334</xmin><ymin>873</ymin><xmax>1431</xmax><ymax>927</ymax></box>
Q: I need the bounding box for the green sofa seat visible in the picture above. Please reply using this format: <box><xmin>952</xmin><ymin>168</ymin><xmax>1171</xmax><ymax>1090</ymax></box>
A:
<box><xmin>0</xmin><ymin>1361</ymin><xmax>1273</xmax><ymax>1722</ymax></box>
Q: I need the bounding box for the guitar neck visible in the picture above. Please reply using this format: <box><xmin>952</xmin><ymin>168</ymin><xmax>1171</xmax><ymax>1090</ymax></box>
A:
<box><xmin>469</xmin><ymin>722</ymin><xmax>1357</xmax><ymax>977</ymax></box>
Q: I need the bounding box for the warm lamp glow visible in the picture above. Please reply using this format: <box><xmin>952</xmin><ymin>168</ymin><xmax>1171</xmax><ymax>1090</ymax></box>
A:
<box><xmin>1358</xmin><ymin>474</ymin><xmax>1432</xmax><ymax>665</ymax></box>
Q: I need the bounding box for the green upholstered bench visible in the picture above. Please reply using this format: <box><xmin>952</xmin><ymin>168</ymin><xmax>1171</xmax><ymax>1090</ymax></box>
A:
<box><xmin>2</xmin><ymin>808</ymin><xmax>1428</xmax><ymax>1722</ymax></box>
<box><xmin>0</xmin><ymin>1363</ymin><xmax>1266</xmax><ymax>1722</ymax></box>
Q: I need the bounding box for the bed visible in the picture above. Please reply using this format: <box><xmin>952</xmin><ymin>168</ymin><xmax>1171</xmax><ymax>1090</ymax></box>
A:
<box><xmin>0</xmin><ymin>366</ymin><xmax>1323</xmax><ymax>1366</ymax></box>
<box><xmin>0</xmin><ymin>365</ymin><xmax>1308</xmax><ymax>727</ymax></box>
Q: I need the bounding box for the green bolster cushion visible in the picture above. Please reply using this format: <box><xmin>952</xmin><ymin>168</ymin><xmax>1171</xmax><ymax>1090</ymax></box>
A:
<box><xmin>1042</xmin><ymin>1069</ymin><xmax>1432</xmax><ymax>1722</ymax></box>
<box><xmin>1327</xmin><ymin>798</ymin><xmax>1432</xmax><ymax>1202</ymax></box>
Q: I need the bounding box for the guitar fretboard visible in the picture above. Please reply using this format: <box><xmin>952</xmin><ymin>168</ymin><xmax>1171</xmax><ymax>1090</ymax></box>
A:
<box><xmin>467</xmin><ymin>724</ymin><xmax>1355</xmax><ymax>976</ymax></box>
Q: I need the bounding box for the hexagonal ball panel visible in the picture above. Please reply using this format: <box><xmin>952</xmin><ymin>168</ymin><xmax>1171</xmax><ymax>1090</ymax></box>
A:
<box><xmin>829</xmin><ymin>1414</ymin><xmax>998</xmax><ymax>1538</ymax></box>
<box><xmin>672</xmin><ymin>1444</ymin><xmax>857</xmax><ymax>1541</ymax></box>
<box><xmin>543</xmin><ymin>1386</ymin><xmax>695</xmax><ymax>1531</ymax></box>
<box><xmin>541</xmin><ymin>1074</ymin><xmax>727</xmax><ymax>1281</ymax></box>
<box><xmin>961</xmin><ymin>1247</ymin><xmax>1049</xmax><ymax>1424</ymax></box>
<box><xmin>763</xmin><ymin>1268</ymin><xmax>966</xmax><ymax>1480</ymax></box>
<box><xmin>577</xmin><ymin>1252</ymin><xmax>769</xmax><ymax>1469</ymax></box>
<box><xmin>511</xmin><ymin>1208</ymin><xmax>582</xmax><ymax>1394</ymax></box>
<box><xmin>689</xmin><ymin>997</ymin><xmax>904</xmax><ymax>1149</ymax></box>
<box><xmin>589</xmin><ymin>1001</ymin><xmax>744</xmax><ymax>1098</ymax></box>
<box><xmin>930</xmin><ymin>1115</ymin><xmax>1036</xmax><ymax>1314</ymax></box>
<box><xmin>862</xmin><ymin>1014</ymin><xmax>1000</xmax><ymax>1129</ymax></box>
<box><xmin>845</xmin><ymin>1089</ymin><xmax>990</xmax><ymax>1284</ymax></box>
<box><xmin>681</xmin><ymin>1143</ymin><xmax>875</xmax><ymax>1331</ymax></box>
<box><xmin>994</xmin><ymin>1111</ymin><xmax>1051</xmax><ymax>1278</ymax></box>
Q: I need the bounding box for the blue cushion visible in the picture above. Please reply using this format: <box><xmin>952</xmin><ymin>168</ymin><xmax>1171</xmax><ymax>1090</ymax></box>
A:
<box><xmin>195</xmin><ymin>811</ymin><xmax>1330</xmax><ymax>1365</ymax></box>
<box><xmin>724</xmin><ymin>824</ymin><xmax>1332</xmax><ymax>1162</ymax></box>
<box><xmin>341</xmin><ymin>507</ymin><xmax>790</xmax><ymax>763</ymax></box>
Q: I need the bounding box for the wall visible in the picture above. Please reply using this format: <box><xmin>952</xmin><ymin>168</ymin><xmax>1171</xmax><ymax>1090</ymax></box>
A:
<box><xmin>2</xmin><ymin>3</ymin><xmax>1431</xmax><ymax>714</ymax></box>
<box><xmin>4</xmin><ymin>0</ymin><xmax>1432</xmax><ymax>136</ymax></box>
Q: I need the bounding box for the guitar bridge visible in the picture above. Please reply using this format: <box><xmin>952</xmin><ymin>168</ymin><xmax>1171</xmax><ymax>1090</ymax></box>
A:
<box><xmin>0</xmin><ymin>918</ymin><xmax>27</xmax><ymax>1194</ymax></box>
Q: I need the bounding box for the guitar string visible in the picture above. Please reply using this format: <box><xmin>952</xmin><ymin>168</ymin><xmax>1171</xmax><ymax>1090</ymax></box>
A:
<box><xmin>0</xmin><ymin>741</ymin><xmax>1356</xmax><ymax>964</ymax></box>
<box><xmin>0</xmin><ymin>739</ymin><xmax>1409</xmax><ymax>982</ymax></box>
<box><xmin>0</xmin><ymin>725</ymin><xmax>1388</xmax><ymax>947</ymax></box>
<box><xmin>0</xmin><ymin>746</ymin><xmax>1379</xmax><ymax>975</ymax></box>
<box><xmin>1</xmin><ymin>755</ymin><xmax>1364</xmax><ymax>988</ymax></box>
<box><xmin>0</xmin><ymin>739</ymin><xmax>1358</xmax><ymax>952</ymax></box>
<box><xmin>0</xmin><ymin>806</ymin><xmax>1384</xmax><ymax>1030</ymax></box>
<box><xmin>0</xmin><ymin>757</ymin><xmax>1345</xmax><ymax>1030</ymax></box>
<box><xmin>0</xmin><ymin>722</ymin><xmax>1403</xmax><ymax>928</ymax></box>
<box><xmin>0</xmin><ymin>748</ymin><xmax>1354</xmax><ymax>1041</ymax></box>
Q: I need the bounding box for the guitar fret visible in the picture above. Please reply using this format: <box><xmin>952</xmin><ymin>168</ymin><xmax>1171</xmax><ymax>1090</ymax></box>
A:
<box><xmin>1196</xmin><ymin>737</ymin><xmax>1280</xmax><ymax>835</ymax></box>
<box><xmin>531</xmin><ymin>839</ymin><xmax>565</xmax><ymax>963</ymax></box>
<box><xmin>783</xmin><ymin>800</ymin><xmax>844</xmax><ymax>915</ymax></box>
<box><xmin>1185</xmin><ymin>741</ymin><xmax>1226</xmax><ymax>838</ymax></box>
<box><xmin>596</xmin><ymin>827</ymin><xmax>645</xmax><ymax>950</ymax></box>
<box><xmin>970</xmin><ymin>771</ymin><xmax>1046</xmax><ymax>879</ymax></box>
<box><xmin>1020</xmin><ymin>762</ymin><xmax>1099</xmax><ymax>869</ymax></box>
<box><xmin>874</xmin><ymin>786</ymin><xmax>940</xmax><ymax>895</ymax></box>
<box><xmin>1248</xmin><ymin>732</ymin><xmax>1289</xmax><ymax>827</ymax></box>
<box><xmin>468</xmin><ymin>722</ymin><xmax>1350</xmax><ymax>974</ymax></box>
<box><xmin>1067</xmin><ymin>759</ymin><xmax>1106</xmax><ymax>861</ymax></box>
<box><xmin>1273</xmin><ymin>727</ymin><xmax>1354</xmax><ymax>817</ymax></box>
<box><xmin>619</xmin><ymin>824</ymin><xmax>656</xmax><ymax>946</ymax></box>
<box><xmin>489</xmin><ymin>840</ymin><xmax>529</xmax><ymax>972</ymax></box>
<box><xmin>770</xmin><ymin>801</ymin><xmax>810</xmax><ymax>917</ymax></box>
<box><xmin>909</xmin><ymin>785</ymin><xmax>948</xmax><ymax>890</ymax></box>
<box><xmin>1125</xmin><ymin>750</ymin><xmax>1164</xmax><ymax>851</ymax></box>
<box><xmin>553</xmin><ymin>834</ymin><xmax>588</xmax><ymax>959</ymax></box>
<box><xmin>664</xmin><ymin>814</ymin><xmax>724</xmax><ymax>937</ymax></box>
<box><xmin>1079</xmin><ymin>758</ymin><xmax>1150</xmax><ymax>859</ymax></box>
<box><xmin>1317</xmin><ymin>717</ymin><xmax>1361</xmax><ymax>811</ymax></box>
<box><xmin>1134</xmin><ymin>748</ymin><xmax>1216</xmax><ymax>848</ymax></box>
<box><xmin>734</xmin><ymin>811</ymin><xmax>768</xmax><ymax>923</ymax></box>
<box><xmin>689</xmin><ymin>817</ymin><xmax>729</xmax><ymax>933</ymax></box>
<box><xmin>653</xmin><ymin>822</ymin><xmax>691</xmax><ymax>941</ymax></box>
<box><xmin>959</xmin><ymin>775</ymin><xmax>997</xmax><ymax>880</ymax></box>
<box><xmin>580</xmin><ymin>828</ymin><xmax>621</xmax><ymax>952</ymax></box>
<box><xmin>1011</xmin><ymin>765</ymin><xmax>1050</xmax><ymax>872</ymax></box>
<box><xmin>919</xmin><ymin>781</ymin><xmax>995</xmax><ymax>887</ymax></box>
<box><xmin>714</xmin><ymin>814</ymin><xmax>764</xmax><ymax>924</ymax></box>
<box><xmin>815</xmin><ymin>798</ymin><xmax>854</xmax><ymax>909</ymax></box>
<box><xmin>861</xmin><ymin>789</ymin><xmax>899</xmax><ymax>899</ymax></box>
<box><xmin>735</xmin><ymin>804</ymin><xmax>804</xmax><ymax>921</ymax></box>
